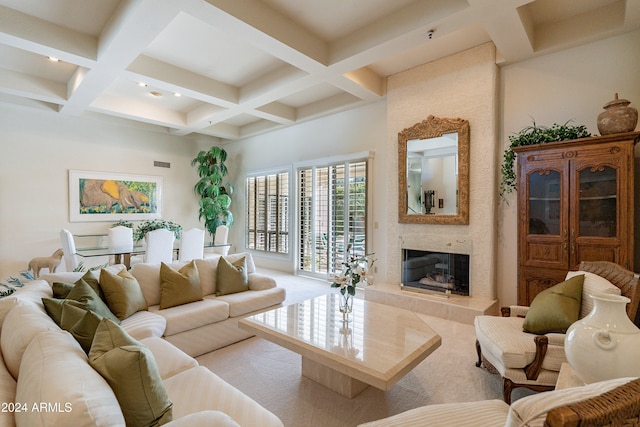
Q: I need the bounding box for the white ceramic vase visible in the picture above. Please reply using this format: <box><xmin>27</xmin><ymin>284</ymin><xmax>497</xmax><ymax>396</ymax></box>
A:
<box><xmin>565</xmin><ymin>293</ymin><xmax>640</xmax><ymax>384</ymax></box>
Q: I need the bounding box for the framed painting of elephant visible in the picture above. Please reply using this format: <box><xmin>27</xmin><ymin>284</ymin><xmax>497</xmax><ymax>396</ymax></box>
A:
<box><xmin>69</xmin><ymin>170</ymin><xmax>162</xmax><ymax>222</ymax></box>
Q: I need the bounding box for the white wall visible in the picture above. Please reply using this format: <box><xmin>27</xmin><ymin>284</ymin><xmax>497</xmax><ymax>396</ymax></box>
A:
<box><xmin>0</xmin><ymin>106</ymin><xmax>218</xmax><ymax>278</ymax></box>
<box><xmin>223</xmin><ymin>101</ymin><xmax>388</xmax><ymax>275</ymax></box>
<box><xmin>497</xmin><ymin>29</ymin><xmax>640</xmax><ymax>306</ymax></box>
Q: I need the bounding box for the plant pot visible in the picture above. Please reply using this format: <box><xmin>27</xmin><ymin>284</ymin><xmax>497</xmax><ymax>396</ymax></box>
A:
<box><xmin>597</xmin><ymin>93</ymin><xmax>638</xmax><ymax>135</ymax></box>
<box><xmin>565</xmin><ymin>293</ymin><xmax>640</xmax><ymax>383</ymax></box>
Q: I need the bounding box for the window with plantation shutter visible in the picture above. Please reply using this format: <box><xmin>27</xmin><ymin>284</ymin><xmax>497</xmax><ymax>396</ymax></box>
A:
<box><xmin>298</xmin><ymin>159</ymin><xmax>368</xmax><ymax>278</ymax></box>
<box><xmin>246</xmin><ymin>171</ymin><xmax>289</xmax><ymax>253</ymax></box>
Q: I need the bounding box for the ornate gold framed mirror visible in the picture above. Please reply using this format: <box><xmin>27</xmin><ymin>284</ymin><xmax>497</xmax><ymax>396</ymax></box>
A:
<box><xmin>398</xmin><ymin>115</ymin><xmax>469</xmax><ymax>224</ymax></box>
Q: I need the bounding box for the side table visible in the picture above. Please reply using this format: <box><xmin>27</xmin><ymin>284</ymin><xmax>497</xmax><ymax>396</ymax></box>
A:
<box><xmin>555</xmin><ymin>363</ymin><xmax>585</xmax><ymax>390</ymax></box>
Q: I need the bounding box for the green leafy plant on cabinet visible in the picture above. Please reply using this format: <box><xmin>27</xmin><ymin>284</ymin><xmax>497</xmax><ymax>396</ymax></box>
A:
<box><xmin>500</xmin><ymin>120</ymin><xmax>591</xmax><ymax>199</ymax></box>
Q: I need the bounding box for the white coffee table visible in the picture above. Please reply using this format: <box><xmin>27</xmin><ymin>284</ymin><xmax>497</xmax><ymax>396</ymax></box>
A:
<box><xmin>239</xmin><ymin>293</ymin><xmax>441</xmax><ymax>398</ymax></box>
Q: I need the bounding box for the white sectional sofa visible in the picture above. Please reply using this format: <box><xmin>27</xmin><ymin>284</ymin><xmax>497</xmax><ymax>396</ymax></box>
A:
<box><xmin>0</xmin><ymin>252</ymin><xmax>285</xmax><ymax>426</ymax></box>
<box><xmin>43</xmin><ymin>252</ymin><xmax>286</xmax><ymax>357</ymax></box>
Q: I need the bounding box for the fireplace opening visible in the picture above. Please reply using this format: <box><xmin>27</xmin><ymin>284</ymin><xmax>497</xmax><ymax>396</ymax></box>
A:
<box><xmin>401</xmin><ymin>249</ymin><xmax>470</xmax><ymax>296</ymax></box>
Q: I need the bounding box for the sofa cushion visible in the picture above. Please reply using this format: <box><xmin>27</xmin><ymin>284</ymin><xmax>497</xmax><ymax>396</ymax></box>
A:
<box><xmin>216</xmin><ymin>256</ymin><xmax>249</xmax><ymax>296</ymax></box>
<box><xmin>164</xmin><ymin>411</ymin><xmax>241</xmax><ymax>427</ymax></box>
<box><xmin>150</xmin><ymin>299</ymin><xmax>229</xmax><ymax>336</ymax></box>
<box><xmin>120</xmin><ymin>310</ymin><xmax>166</xmax><ymax>341</ymax></box>
<box><xmin>130</xmin><ymin>261</ymin><xmax>187</xmax><ymax>306</ymax></box>
<box><xmin>42</xmin><ymin>298</ymin><xmax>102</xmax><ymax>353</ymax></box>
<box><xmin>100</xmin><ymin>268</ymin><xmax>148</xmax><ymax>320</ymax></box>
<box><xmin>475</xmin><ymin>315</ymin><xmax>567</xmax><ymax>372</ymax></box>
<box><xmin>0</xmin><ymin>345</ymin><xmax>16</xmax><ymax>427</ymax></box>
<box><xmin>566</xmin><ymin>270</ymin><xmax>621</xmax><ymax>318</ymax></box>
<box><xmin>248</xmin><ymin>273</ymin><xmax>277</xmax><ymax>291</ymax></box>
<box><xmin>160</xmin><ymin>261</ymin><xmax>202</xmax><ymax>309</ymax></box>
<box><xmin>506</xmin><ymin>376</ymin><xmax>637</xmax><ymax>427</ymax></box>
<box><xmin>522</xmin><ymin>275</ymin><xmax>584</xmax><ymax>334</ymax></box>
<box><xmin>1</xmin><ymin>302</ymin><xmax>59</xmax><ymax>379</ymax></box>
<box><xmin>15</xmin><ymin>329</ymin><xmax>124</xmax><ymax>427</ymax></box>
<box><xmin>163</xmin><ymin>366</ymin><xmax>283</xmax><ymax>427</ymax></box>
<box><xmin>89</xmin><ymin>319</ymin><xmax>173</xmax><ymax>427</ymax></box>
<box><xmin>0</xmin><ymin>280</ymin><xmax>52</xmax><ymax>329</ymax></box>
<box><xmin>214</xmin><ymin>287</ymin><xmax>286</xmax><ymax>317</ymax></box>
<box><xmin>139</xmin><ymin>336</ymin><xmax>198</xmax><ymax>380</ymax></box>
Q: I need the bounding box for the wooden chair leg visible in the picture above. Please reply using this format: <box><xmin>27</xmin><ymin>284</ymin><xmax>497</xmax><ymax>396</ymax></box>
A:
<box><xmin>475</xmin><ymin>339</ymin><xmax>483</xmax><ymax>368</ymax></box>
<box><xmin>502</xmin><ymin>378</ymin><xmax>514</xmax><ymax>405</ymax></box>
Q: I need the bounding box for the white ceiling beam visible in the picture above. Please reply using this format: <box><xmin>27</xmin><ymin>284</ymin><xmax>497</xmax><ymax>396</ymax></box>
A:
<box><xmin>0</xmin><ymin>68</ymin><xmax>66</xmax><ymax>103</ymax></box>
<box><xmin>0</xmin><ymin>5</ymin><xmax>97</xmax><ymax>66</ymax></box>
<box><xmin>126</xmin><ymin>56</ymin><xmax>239</xmax><ymax>106</ymax></box>
<box><xmin>61</xmin><ymin>0</ymin><xmax>182</xmax><ymax>115</ymax></box>
<box><xmin>89</xmin><ymin>92</ymin><xmax>186</xmax><ymax>127</ymax></box>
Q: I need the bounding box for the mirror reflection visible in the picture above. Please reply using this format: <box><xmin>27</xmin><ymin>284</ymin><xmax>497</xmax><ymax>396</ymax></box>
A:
<box><xmin>407</xmin><ymin>132</ymin><xmax>458</xmax><ymax>215</ymax></box>
<box><xmin>398</xmin><ymin>115</ymin><xmax>469</xmax><ymax>225</ymax></box>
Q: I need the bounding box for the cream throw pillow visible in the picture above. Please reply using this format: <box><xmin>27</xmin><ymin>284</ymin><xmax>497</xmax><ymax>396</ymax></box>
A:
<box><xmin>100</xmin><ymin>268</ymin><xmax>148</xmax><ymax>320</ymax></box>
<box><xmin>216</xmin><ymin>256</ymin><xmax>249</xmax><ymax>296</ymax></box>
<box><xmin>565</xmin><ymin>270</ymin><xmax>621</xmax><ymax>318</ymax></box>
<box><xmin>89</xmin><ymin>319</ymin><xmax>173</xmax><ymax>426</ymax></box>
<box><xmin>159</xmin><ymin>260</ymin><xmax>202</xmax><ymax>309</ymax></box>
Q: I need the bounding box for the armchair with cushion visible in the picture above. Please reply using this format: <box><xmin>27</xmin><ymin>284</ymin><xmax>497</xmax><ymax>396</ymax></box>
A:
<box><xmin>475</xmin><ymin>261</ymin><xmax>640</xmax><ymax>403</ymax></box>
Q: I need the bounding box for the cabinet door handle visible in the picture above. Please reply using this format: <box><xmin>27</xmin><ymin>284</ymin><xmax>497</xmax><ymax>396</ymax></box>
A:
<box><xmin>563</xmin><ymin>228</ymin><xmax>567</xmax><ymax>250</ymax></box>
<box><xmin>571</xmin><ymin>228</ymin><xmax>576</xmax><ymax>253</ymax></box>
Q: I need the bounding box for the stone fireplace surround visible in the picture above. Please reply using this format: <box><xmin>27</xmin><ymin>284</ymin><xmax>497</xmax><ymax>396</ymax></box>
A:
<box><xmin>367</xmin><ymin>43</ymin><xmax>501</xmax><ymax>325</ymax></box>
<box><xmin>365</xmin><ymin>234</ymin><xmax>499</xmax><ymax>325</ymax></box>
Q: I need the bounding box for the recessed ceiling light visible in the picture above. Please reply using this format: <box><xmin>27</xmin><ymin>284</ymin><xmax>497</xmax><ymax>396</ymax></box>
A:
<box><xmin>138</xmin><ymin>82</ymin><xmax>147</xmax><ymax>87</ymax></box>
<box><xmin>47</xmin><ymin>56</ymin><xmax>59</xmax><ymax>62</ymax></box>
<box><xmin>150</xmin><ymin>91</ymin><xmax>162</xmax><ymax>97</ymax></box>
<box><xmin>174</xmin><ymin>92</ymin><xmax>181</xmax><ymax>97</ymax></box>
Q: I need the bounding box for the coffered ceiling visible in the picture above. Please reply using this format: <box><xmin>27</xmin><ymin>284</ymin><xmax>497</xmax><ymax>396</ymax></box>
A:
<box><xmin>0</xmin><ymin>0</ymin><xmax>637</xmax><ymax>142</ymax></box>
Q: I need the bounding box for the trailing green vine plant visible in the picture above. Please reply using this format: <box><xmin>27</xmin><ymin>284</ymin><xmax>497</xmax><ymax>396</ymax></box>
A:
<box><xmin>500</xmin><ymin>120</ymin><xmax>591</xmax><ymax>199</ymax></box>
<box><xmin>191</xmin><ymin>146</ymin><xmax>234</xmax><ymax>236</ymax></box>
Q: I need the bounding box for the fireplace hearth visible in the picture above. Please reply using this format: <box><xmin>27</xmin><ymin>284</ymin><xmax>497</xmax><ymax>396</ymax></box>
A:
<box><xmin>401</xmin><ymin>249</ymin><xmax>470</xmax><ymax>297</ymax></box>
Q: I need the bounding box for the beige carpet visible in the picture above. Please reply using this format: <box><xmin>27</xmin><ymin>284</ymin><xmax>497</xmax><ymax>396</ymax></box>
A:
<box><xmin>196</xmin><ymin>269</ymin><xmax>530</xmax><ymax>427</ymax></box>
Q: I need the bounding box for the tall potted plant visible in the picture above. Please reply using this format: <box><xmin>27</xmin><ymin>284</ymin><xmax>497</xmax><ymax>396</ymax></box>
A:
<box><xmin>191</xmin><ymin>146</ymin><xmax>234</xmax><ymax>237</ymax></box>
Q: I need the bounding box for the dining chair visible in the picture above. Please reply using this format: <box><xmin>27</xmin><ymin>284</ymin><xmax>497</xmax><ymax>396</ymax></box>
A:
<box><xmin>212</xmin><ymin>225</ymin><xmax>229</xmax><ymax>256</ymax></box>
<box><xmin>59</xmin><ymin>229</ymin><xmax>108</xmax><ymax>272</ymax></box>
<box><xmin>145</xmin><ymin>228</ymin><xmax>175</xmax><ymax>264</ymax></box>
<box><xmin>59</xmin><ymin>229</ymin><xmax>79</xmax><ymax>271</ymax></box>
<box><xmin>108</xmin><ymin>225</ymin><xmax>141</xmax><ymax>267</ymax></box>
<box><xmin>178</xmin><ymin>228</ymin><xmax>205</xmax><ymax>261</ymax></box>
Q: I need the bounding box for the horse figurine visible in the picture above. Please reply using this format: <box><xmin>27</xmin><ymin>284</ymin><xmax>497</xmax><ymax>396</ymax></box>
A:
<box><xmin>28</xmin><ymin>248</ymin><xmax>64</xmax><ymax>278</ymax></box>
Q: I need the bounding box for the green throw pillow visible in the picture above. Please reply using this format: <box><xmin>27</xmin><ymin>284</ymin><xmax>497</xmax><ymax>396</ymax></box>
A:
<box><xmin>79</xmin><ymin>270</ymin><xmax>105</xmax><ymax>300</ymax></box>
<box><xmin>52</xmin><ymin>281</ymin><xmax>75</xmax><ymax>299</ymax></box>
<box><xmin>522</xmin><ymin>274</ymin><xmax>585</xmax><ymax>334</ymax></box>
<box><xmin>216</xmin><ymin>256</ymin><xmax>249</xmax><ymax>296</ymax></box>
<box><xmin>100</xmin><ymin>268</ymin><xmax>148</xmax><ymax>320</ymax></box>
<box><xmin>89</xmin><ymin>319</ymin><xmax>173</xmax><ymax>426</ymax></box>
<box><xmin>159</xmin><ymin>261</ymin><xmax>202</xmax><ymax>309</ymax></box>
<box><xmin>66</xmin><ymin>279</ymin><xmax>121</xmax><ymax>324</ymax></box>
<box><xmin>42</xmin><ymin>298</ymin><xmax>103</xmax><ymax>353</ymax></box>
<box><xmin>52</xmin><ymin>270</ymin><xmax>104</xmax><ymax>300</ymax></box>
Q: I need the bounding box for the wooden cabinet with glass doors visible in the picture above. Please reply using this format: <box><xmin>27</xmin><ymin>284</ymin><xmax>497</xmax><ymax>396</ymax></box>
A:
<box><xmin>514</xmin><ymin>132</ymin><xmax>639</xmax><ymax>306</ymax></box>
